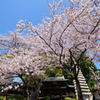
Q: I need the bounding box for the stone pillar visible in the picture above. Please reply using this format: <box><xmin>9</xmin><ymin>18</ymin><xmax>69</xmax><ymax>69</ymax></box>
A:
<box><xmin>73</xmin><ymin>70</ymin><xmax>93</xmax><ymax>100</ymax></box>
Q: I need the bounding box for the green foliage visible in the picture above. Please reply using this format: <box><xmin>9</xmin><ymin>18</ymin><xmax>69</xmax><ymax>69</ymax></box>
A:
<box><xmin>79</xmin><ymin>54</ymin><xmax>96</xmax><ymax>78</ymax></box>
<box><xmin>37</xmin><ymin>50</ymin><xmax>46</xmax><ymax>56</ymax></box>
<box><xmin>45</xmin><ymin>66</ymin><xmax>63</xmax><ymax>77</ymax></box>
<box><xmin>79</xmin><ymin>54</ymin><xmax>96</xmax><ymax>91</ymax></box>
<box><xmin>8</xmin><ymin>94</ymin><xmax>24</xmax><ymax>100</ymax></box>
<box><xmin>0</xmin><ymin>59</ymin><xmax>3</xmax><ymax>63</ymax></box>
<box><xmin>22</xmin><ymin>74</ymin><xmax>44</xmax><ymax>88</ymax></box>
<box><xmin>0</xmin><ymin>96</ymin><xmax>6</xmax><ymax>100</ymax></box>
<box><xmin>18</xmin><ymin>72</ymin><xmax>45</xmax><ymax>99</ymax></box>
<box><xmin>87</xmin><ymin>78</ymin><xmax>96</xmax><ymax>91</ymax></box>
<box><xmin>63</xmin><ymin>68</ymin><xmax>74</xmax><ymax>80</ymax></box>
<box><xmin>96</xmin><ymin>70</ymin><xmax>100</xmax><ymax>76</ymax></box>
<box><xmin>44</xmin><ymin>96</ymin><xmax>50</xmax><ymax>100</ymax></box>
<box><xmin>63</xmin><ymin>54</ymin><xmax>97</xmax><ymax>90</ymax></box>
<box><xmin>63</xmin><ymin>62</ymin><xmax>74</xmax><ymax>82</ymax></box>
<box><xmin>6</xmin><ymin>55</ymin><xmax>14</xmax><ymax>58</ymax></box>
<box><xmin>64</xmin><ymin>97</ymin><xmax>76</xmax><ymax>100</ymax></box>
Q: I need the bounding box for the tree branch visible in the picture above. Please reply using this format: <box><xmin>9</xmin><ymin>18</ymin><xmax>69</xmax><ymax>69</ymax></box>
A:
<box><xmin>34</xmin><ymin>31</ymin><xmax>58</xmax><ymax>56</ymax></box>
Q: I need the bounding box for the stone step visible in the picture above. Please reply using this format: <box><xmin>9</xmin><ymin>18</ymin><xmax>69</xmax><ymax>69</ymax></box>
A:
<box><xmin>82</xmin><ymin>92</ymin><xmax>92</xmax><ymax>95</ymax></box>
<box><xmin>80</xmin><ymin>86</ymin><xmax>89</xmax><ymax>89</ymax></box>
<box><xmin>81</xmin><ymin>89</ymin><xmax>90</xmax><ymax>92</ymax></box>
<box><xmin>74</xmin><ymin>80</ymin><xmax>87</xmax><ymax>84</ymax></box>
<box><xmin>78</xmin><ymin>78</ymin><xmax>86</xmax><ymax>81</ymax></box>
<box><xmin>80</xmin><ymin>83</ymin><xmax>88</xmax><ymax>86</ymax></box>
<box><xmin>78</xmin><ymin>74</ymin><xmax>84</xmax><ymax>76</ymax></box>
<box><xmin>79</xmin><ymin>81</ymin><xmax>87</xmax><ymax>83</ymax></box>
<box><xmin>74</xmin><ymin>86</ymin><xmax>88</xmax><ymax>89</ymax></box>
<box><xmin>78</xmin><ymin>72</ymin><xmax>83</xmax><ymax>74</ymax></box>
<box><xmin>73</xmin><ymin>82</ymin><xmax>88</xmax><ymax>86</ymax></box>
<box><xmin>74</xmin><ymin>70</ymin><xmax>93</xmax><ymax>99</ymax></box>
<box><xmin>78</xmin><ymin>76</ymin><xmax>85</xmax><ymax>78</ymax></box>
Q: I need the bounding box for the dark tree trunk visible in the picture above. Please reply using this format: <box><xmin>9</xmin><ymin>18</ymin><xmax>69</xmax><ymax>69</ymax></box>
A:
<box><xmin>5</xmin><ymin>92</ymin><xmax>8</xmax><ymax>100</ymax></box>
<box><xmin>26</xmin><ymin>90</ymin><xmax>30</xmax><ymax>100</ymax></box>
<box><xmin>26</xmin><ymin>88</ymin><xmax>39</xmax><ymax>100</ymax></box>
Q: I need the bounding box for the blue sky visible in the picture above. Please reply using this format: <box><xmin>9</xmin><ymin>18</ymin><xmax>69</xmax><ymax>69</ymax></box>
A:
<box><xmin>0</xmin><ymin>0</ymin><xmax>51</xmax><ymax>35</ymax></box>
<box><xmin>0</xmin><ymin>0</ymin><xmax>69</xmax><ymax>35</ymax></box>
<box><xmin>0</xmin><ymin>0</ymin><xmax>99</xmax><ymax>69</ymax></box>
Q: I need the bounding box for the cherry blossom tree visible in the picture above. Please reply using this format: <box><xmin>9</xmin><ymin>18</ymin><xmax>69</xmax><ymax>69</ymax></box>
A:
<box><xmin>0</xmin><ymin>28</ymin><xmax>58</xmax><ymax>100</ymax></box>
<box><xmin>0</xmin><ymin>49</ymin><xmax>45</xmax><ymax>100</ymax></box>
<box><xmin>0</xmin><ymin>0</ymin><xmax>99</xmax><ymax>100</ymax></box>
<box><xmin>0</xmin><ymin>31</ymin><xmax>46</xmax><ymax>100</ymax></box>
<box><xmin>22</xmin><ymin>0</ymin><xmax>99</xmax><ymax>99</ymax></box>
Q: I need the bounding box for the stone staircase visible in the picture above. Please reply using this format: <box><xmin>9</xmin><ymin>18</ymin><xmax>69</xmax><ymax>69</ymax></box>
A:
<box><xmin>73</xmin><ymin>69</ymin><xmax>93</xmax><ymax>100</ymax></box>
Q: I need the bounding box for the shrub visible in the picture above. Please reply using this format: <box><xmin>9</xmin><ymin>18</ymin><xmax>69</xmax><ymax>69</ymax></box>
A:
<box><xmin>8</xmin><ymin>94</ymin><xmax>24</xmax><ymax>100</ymax></box>
<box><xmin>64</xmin><ymin>97</ymin><xmax>76</xmax><ymax>100</ymax></box>
<box><xmin>0</xmin><ymin>96</ymin><xmax>6</xmax><ymax>100</ymax></box>
<box><xmin>44</xmin><ymin>96</ymin><xmax>50</xmax><ymax>100</ymax></box>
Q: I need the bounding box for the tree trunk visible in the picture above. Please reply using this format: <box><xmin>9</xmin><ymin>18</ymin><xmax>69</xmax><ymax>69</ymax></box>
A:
<box><xmin>27</xmin><ymin>94</ymin><xmax>30</xmax><ymax>100</ymax></box>
<box><xmin>30</xmin><ymin>92</ymin><xmax>37</xmax><ymax>100</ymax></box>
<box><xmin>26</xmin><ymin>89</ymin><xmax>31</xmax><ymax>100</ymax></box>
<box><xmin>5</xmin><ymin>92</ymin><xmax>8</xmax><ymax>100</ymax></box>
<box><xmin>26</xmin><ymin>89</ymin><xmax>39</xmax><ymax>100</ymax></box>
